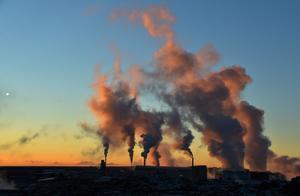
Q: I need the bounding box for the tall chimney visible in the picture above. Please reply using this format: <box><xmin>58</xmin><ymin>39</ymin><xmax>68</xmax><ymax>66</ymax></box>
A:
<box><xmin>99</xmin><ymin>159</ymin><xmax>106</xmax><ymax>175</ymax></box>
<box><xmin>144</xmin><ymin>157</ymin><xmax>146</xmax><ymax>166</ymax></box>
<box><xmin>192</xmin><ymin>157</ymin><xmax>194</xmax><ymax>167</ymax></box>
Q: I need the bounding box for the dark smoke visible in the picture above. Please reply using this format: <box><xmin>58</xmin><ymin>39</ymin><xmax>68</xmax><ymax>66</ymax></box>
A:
<box><xmin>152</xmin><ymin>145</ymin><xmax>161</xmax><ymax>167</ymax></box>
<box><xmin>83</xmin><ymin>5</ymin><xmax>299</xmax><ymax>178</ymax></box>
<box><xmin>138</xmin><ymin>111</ymin><xmax>164</xmax><ymax>166</ymax></box>
<box><xmin>78</xmin><ymin>123</ymin><xmax>102</xmax><ymax>139</ymax></box>
<box><xmin>159</xmin><ymin>67</ymin><xmax>246</xmax><ymax>170</ymax></box>
<box><xmin>140</xmin><ymin>134</ymin><xmax>154</xmax><ymax>165</ymax></box>
<box><xmin>268</xmin><ymin>150</ymin><xmax>300</xmax><ymax>179</ymax></box>
<box><xmin>236</xmin><ymin>101</ymin><xmax>271</xmax><ymax>171</ymax></box>
<box><xmin>140</xmin><ymin>133</ymin><xmax>161</xmax><ymax>166</ymax></box>
<box><xmin>88</xmin><ymin>74</ymin><xmax>140</xmax><ymax>163</ymax></box>
<box><xmin>103</xmin><ymin>136</ymin><xmax>109</xmax><ymax>162</ymax></box>
<box><xmin>201</xmin><ymin>114</ymin><xmax>245</xmax><ymax>170</ymax></box>
<box><xmin>164</xmin><ymin>108</ymin><xmax>194</xmax><ymax>160</ymax></box>
<box><xmin>19</xmin><ymin>132</ymin><xmax>40</xmax><ymax>145</ymax></box>
<box><xmin>82</xmin><ymin>144</ymin><xmax>101</xmax><ymax>158</ymax></box>
<box><xmin>157</xmin><ymin>143</ymin><xmax>176</xmax><ymax>166</ymax></box>
<box><xmin>123</xmin><ymin>124</ymin><xmax>135</xmax><ymax>165</ymax></box>
<box><xmin>78</xmin><ymin>123</ymin><xmax>110</xmax><ymax>162</ymax></box>
<box><xmin>181</xmin><ymin>129</ymin><xmax>194</xmax><ymax>158</ymax></box>
<box><xmin>0</xmin><ymin>129</ymin><xmax>45</xmax><ymax>150</ymax></box>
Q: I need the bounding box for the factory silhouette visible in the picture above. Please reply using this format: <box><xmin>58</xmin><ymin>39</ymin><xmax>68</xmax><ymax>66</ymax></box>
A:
<box><xmin>1</xmin><ymin>4</ymin><xmax>299</xmax><ymax>196</ymax></box>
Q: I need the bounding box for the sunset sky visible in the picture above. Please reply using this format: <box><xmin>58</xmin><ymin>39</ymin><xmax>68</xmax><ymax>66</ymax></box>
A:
<box><xmin>0</xmin><ymin>0</ymin><xmax>299</xmax><ymax>167</ymax></box>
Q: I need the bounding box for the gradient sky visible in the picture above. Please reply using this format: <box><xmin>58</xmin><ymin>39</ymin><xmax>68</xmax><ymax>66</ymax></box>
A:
<box><xmin>0</xmin><ymin>0</ymin><xmax>299</xmax><ymax>166</ymax></box>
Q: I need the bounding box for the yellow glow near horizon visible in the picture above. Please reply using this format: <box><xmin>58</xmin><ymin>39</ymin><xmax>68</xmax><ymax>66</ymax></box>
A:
<box><xmin>0</xmin><ymin>118</ymin><xmax>298</xmax><ymax>168</ymax></box>
<box><xmin>0</xmin><ymin>126</ymin><xmax>221</xmax><ymax>167</ymax></box>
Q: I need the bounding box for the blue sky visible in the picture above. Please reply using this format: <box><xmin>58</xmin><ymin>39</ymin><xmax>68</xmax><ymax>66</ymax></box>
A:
<box><xmin>0</xmin><ymin>0</ymin><xmax>299</xmax><ymax>159</ymax></box>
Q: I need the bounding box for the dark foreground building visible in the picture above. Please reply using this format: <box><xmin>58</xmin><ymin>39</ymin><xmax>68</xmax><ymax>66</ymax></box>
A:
<box><xmin>134</xmin><ymin>165</ymin><xmax>207</xmax><ymax>182</ymax></box>
<box><xmin>0</xmin><ymin>165</ymin><xmax>299</xmax><ymax>195</ymax></box>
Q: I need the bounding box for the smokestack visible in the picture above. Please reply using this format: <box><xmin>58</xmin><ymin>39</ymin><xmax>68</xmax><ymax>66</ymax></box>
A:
<box><xmin>99</xmin><ymin>159</ymin><xmax>106</xmax><ymax>175</ymax></box>
<box><xmin>192</xmin><ymin>157</ymin><xmax>194</xmax><ymax>167</ymax></box>
<box><xmin>144</xmin><ymin>157</ymin><xmax>146</xmax><ymax>166</ymax></box>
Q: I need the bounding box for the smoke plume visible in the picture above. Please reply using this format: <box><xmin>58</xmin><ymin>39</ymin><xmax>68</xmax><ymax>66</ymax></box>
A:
<box><xmin>123</xmin><ymin>124</ymin><xmax>135</xmax><ymax>165</ymax></box>
<box><xmin>138</xmin><ymin>111</ymin><xmax>164</xmax><ymax>166</ymax></box>
<box><xmin>164</xmin><ymin>109</ymin><xmax>194</xmax><ymax>160</ymax></box>
<box><xmin>236</xmin><ymin>101</ymin><xmax>271</xmax><ymax>171</ymax></box>
<box><xmin>77</xmin><ymin>123</ymin><xmax>110</xmax><ymax>161</ymax></box>
<box><xmin>85</xmin><ymin>5</ymin><xmax>300</xmax><ymax>178</ymax></box>
<box><xmin>81</xmin><ymin>144</ymin><xmax>101</xmax><ymax>158</ymax></box>
<box><xmin>268</xmin><ymin>150</ymin><xmax>300</xmax><ymax>179</ymax></box>
<box><xmin>0</xmin><ymin>129</ymin><xmax>45</xmax><ymax>151</ymax></box>
<box><xmin>157</xmin><ymin>143</ymin><xmax>176</xmax><ymax>166</ymax></box>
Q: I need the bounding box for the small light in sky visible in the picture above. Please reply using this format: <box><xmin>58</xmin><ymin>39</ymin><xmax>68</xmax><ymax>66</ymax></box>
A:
<box><xmin>5</xmin><ymin>92</ymin><xmax>10</xmax><ymax>96</ymax></box>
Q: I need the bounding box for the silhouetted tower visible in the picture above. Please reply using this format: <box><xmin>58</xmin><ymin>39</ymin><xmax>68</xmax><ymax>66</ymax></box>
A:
<box><xmin>99</xmin><ymin>160</ymin><xmax>106</xmax><ymax>175</ymax></box>
<box><xmin>192</xmin><ymin>157</ymin><xmax>194</xmax><ymax>167</ymax></box>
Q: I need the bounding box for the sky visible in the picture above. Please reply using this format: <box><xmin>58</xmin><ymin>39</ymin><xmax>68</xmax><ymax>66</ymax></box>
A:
<box><xmin>0</xmin><ymin>0</ymin><xmax>299</xmax><ymax>166</ymax></box>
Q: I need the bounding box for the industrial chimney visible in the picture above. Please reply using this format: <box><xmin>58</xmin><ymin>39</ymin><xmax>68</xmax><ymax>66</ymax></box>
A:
<box><xmin>192</xmin><ymin>157</ymin><xmax>194</xmax><ymax>167</ymax></box>
<box><xmin>99</xmin><ymin>160</ymin><xmax>106</xmax><ymax>175</ymax></box>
